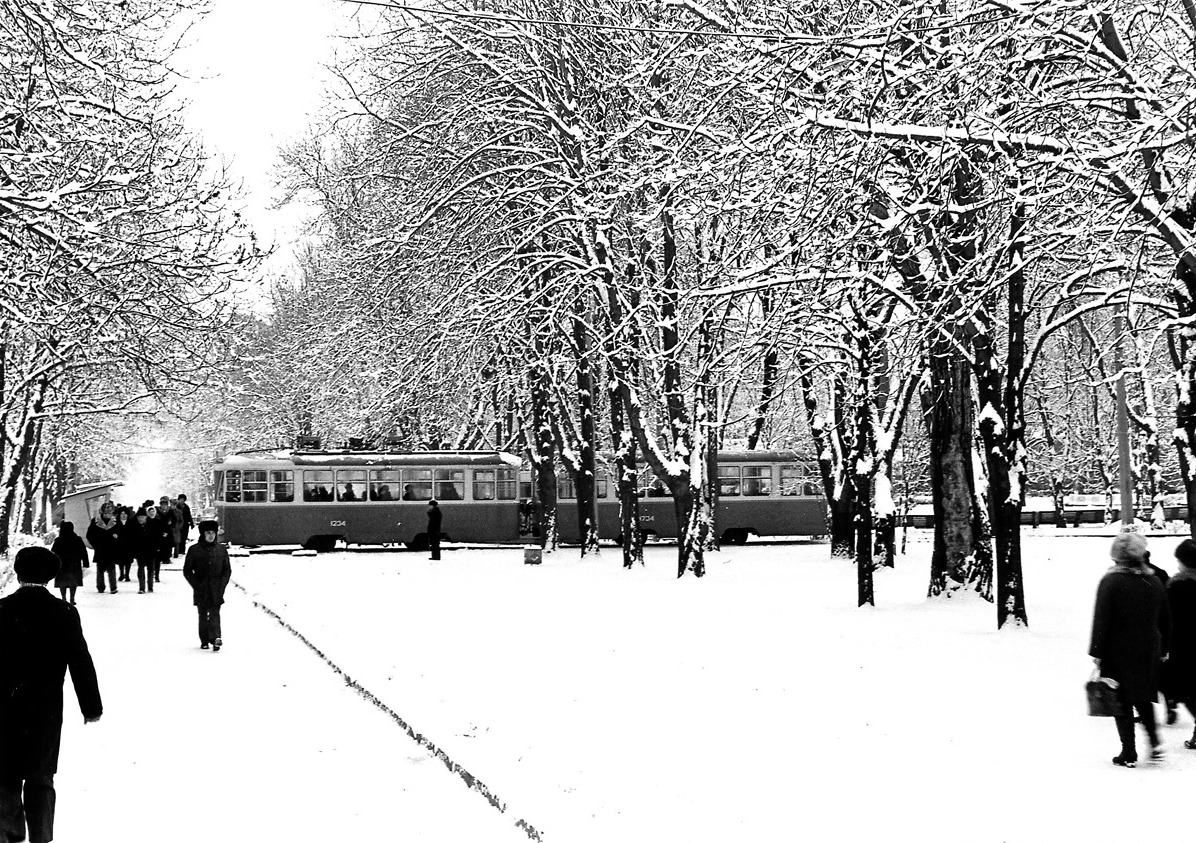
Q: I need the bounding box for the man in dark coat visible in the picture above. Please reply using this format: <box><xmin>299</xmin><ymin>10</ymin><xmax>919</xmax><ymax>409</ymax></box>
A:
<box><xmin>175</xmin><ymin>493</ymin><xmax>195</xmax><ymax>557</ymax></box>
<box><xmin>1090</xmin><ymin>531</ymin><xmax>1171</xmax><ymax>767</ymax></box>
<box><xmin>427</xmin><ymin>500</ymin><xmax>442</xmax><ymax>561</ymax></box>
<box><xmin>0</xmin><ymin>546</ymin><xmax>102</xmax><ymax>843</ymax></box>
<box><xmin>1165</xmin><ymin>539</ymin><xmax>1196</xmax><ymax>749</ymax></box>
<box><xmin>183</xmin><ymin>519</ymin><xmax>231</xmax><ymax>651</ymax></box>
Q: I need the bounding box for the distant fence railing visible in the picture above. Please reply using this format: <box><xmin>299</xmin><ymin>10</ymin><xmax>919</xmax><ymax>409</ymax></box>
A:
<box><xmin>897</xmin><ymin>506</ymin><xmax>1190</xmax><ymax>529</ymax></box>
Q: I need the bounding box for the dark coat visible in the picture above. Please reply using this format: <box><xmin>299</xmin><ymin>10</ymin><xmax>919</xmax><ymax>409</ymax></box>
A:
<box><xmin>0</xmin><ymin>586</ymin><xmax>102</xmax><ymax>778</ymax></box>
<box><xmin>51</xmin><ymin>527</ymin><xmax>89</xmax><ymax>590</ymax></box>
<box><xmin>183</xmin><ymin>538</ymin><xmax>231</xmax><ymax>608</ymax></box>
<box><xmin>130</xmin><ymin>518</ymin><xmax>158</xmax><ymax>563</ymax></box>
<box><xmin>111</xmin><ymin>514</ymin><xmax>136</xmax><ymax>565</ymax></box>
<box><xmin>427</xmin><ymin>506</ymin><xmax>442</xmax><ymax>537</ymax></box>
<box><xmin>178</xmin><ymin>502</ymin><xmax>194</xmax><ymax>532</ymax></box>
<box><xmin>1163</xmin><ymin>571</ymin><xmax>1196</xmax><ymax>702</ymax></box>
<box><xmin>85</xmin><ymin>514</ymin><xmax>118</xmax><ymax>568</ymax></box>
<box><xmin>1089</xmin><ymin>564</ymin><xmax>1170</xmax><ymax>702</ymax></box>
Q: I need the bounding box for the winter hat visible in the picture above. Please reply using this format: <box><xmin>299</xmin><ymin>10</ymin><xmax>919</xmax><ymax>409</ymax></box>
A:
<box><xmin>59</xmin><ymin>521</ymin><xmax>76</xmax><ymax>536</ymax></box>
<box><xmin>1175</xmin><ymin>538</ymin><xmax>1196</xmax><ymax>569</ymax></box>
<box><xmin>135</xmin><ymin>507</ymin><xmax>148</xmax><ymax>519</ymax></box>
<box><xmin>198</xmin><ymin>519</ymin><xmax>219</xmax><ymax>533</ymax></box>
<box><xmin>1110</xmin><ymin>532</ymin><xmax>1148</xmax><ymax>564</ymax></box>
<box><xmin>14</xmin><ymin>546</ymin><xmax>60</xmax><ymax>584</ymax></box>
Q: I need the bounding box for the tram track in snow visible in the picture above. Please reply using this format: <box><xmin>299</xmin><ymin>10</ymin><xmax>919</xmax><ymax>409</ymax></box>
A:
<box><xmin>231</xmin><ymin>579</ymin><xmax>545</xmax><ymax>842</ymax></box>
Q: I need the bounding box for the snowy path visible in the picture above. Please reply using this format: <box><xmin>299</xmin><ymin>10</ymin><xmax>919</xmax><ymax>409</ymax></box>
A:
<box><xmin>49</xmin><ymin>562</ymin><xmax>532</xmax><ymax>843</ymax></box>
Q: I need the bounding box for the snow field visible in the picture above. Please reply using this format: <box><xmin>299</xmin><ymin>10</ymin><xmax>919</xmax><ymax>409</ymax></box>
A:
<box><xmin>4</xmin><ymin>532</ymin><xmax>1193</xmax><ymax>842</ymax></box>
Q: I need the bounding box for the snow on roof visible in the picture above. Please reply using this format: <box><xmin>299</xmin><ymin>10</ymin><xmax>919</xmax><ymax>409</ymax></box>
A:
<box><xmin>59</xmin><ymin>480</ymin><xmax>124</xmax><ymax>500</ymax></box>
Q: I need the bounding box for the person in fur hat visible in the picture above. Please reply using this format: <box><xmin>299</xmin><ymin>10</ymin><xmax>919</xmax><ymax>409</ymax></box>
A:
<box><xmin>1165</xmin><ymin>539</ymin><xmax>1196</xmax><ymax>749</ymax></box>
<box><xmin>1090</xmin><ymin>531</ymin><xmax>1171</xmax><ymax>767</ymax></box>
<box><xmin>0</xmin><ymin>546</ymin><xmax>102</xmax><ymax>843</ymax></box>
<box><xmin>183</xmin><ymin>520</ymin><xmax>231</xmax><ymax>651</ymax></box>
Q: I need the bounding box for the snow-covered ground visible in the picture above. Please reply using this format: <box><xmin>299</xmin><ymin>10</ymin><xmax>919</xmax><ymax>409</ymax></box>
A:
<box><xmin>3</xmin><ymin>530</ymin><xmax>1194</xmax><ymax>842</ymax></box>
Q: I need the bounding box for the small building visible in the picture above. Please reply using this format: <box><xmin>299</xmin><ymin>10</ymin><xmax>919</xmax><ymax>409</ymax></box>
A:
<box><xmin>55</xmin><ymin>481</ymin><xmax>123</xmax><ymax>547</ymax></box>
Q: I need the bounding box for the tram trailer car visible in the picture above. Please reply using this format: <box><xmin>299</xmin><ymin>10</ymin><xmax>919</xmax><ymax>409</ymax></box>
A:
<box><xmin>554</xmin><ymin>450</ymin><xmax>826</xmax><ymax>545</ymax></box>
<box><xmin>213</xmin><ymin>450</ymin><xmax>523</xmax><ymax>551</ymax></box>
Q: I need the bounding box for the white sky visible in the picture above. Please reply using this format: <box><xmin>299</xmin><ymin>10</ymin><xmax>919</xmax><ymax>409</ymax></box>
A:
<box><xmin>172</xmin><ymin>0</ymin><xmax>370</xmax><ymax>284</ymax></box>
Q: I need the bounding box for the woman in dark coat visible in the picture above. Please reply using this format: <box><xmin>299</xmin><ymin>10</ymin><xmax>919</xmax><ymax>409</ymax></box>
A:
<box><xmin>51</xmin><ymin>522</ymin><xmax>89</xmax><ymax>605</ymax></box>
<box><xmin>183</xmin><ymin>520</ymin><xmax>231</xmax><ymax>651</ymax></box>
<box><xmin>1090</xmin><ymin>531</ymin><xmax>1171</xmax><ymax>767</ymax></box>
<box><xmin>85</xmin><ymin>501</ymin><xmax>119</xmax><ymax>594</ymax></box>
<box><xmin>0</xmin><ymin>546</ymin><xmax>102</xmax><ymax>843</ymax></box>
<box><xmin>1165</xmin><ymin>539</ymin><xmax>1196</xmax><ymax>749</ymax></box>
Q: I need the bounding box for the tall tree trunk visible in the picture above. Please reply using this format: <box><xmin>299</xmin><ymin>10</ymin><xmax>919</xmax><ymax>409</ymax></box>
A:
<box><xmin>571</xmin><ymin>291</ymin><xmax>600</xmax><ymax>555</ymax></box>
<box><xmin>925</xmin><ymin>348</ymin><xmax>979</xmax><ymax>595</ymax></box>
<box><xmin>599</xmin><ymin>252</ymin><xmax>642</xmax><ymax>567</ymax></box>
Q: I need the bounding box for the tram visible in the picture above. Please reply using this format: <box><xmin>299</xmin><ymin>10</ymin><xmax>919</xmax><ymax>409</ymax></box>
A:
<box><xmin>210</xmin><ymin>447</ymin><xmax>825</xmax><ymax>551</ymax></box>
<box><xmin>212</xmin><ymin>449</ymin><xmax>523</xmax><ymax>551</ymax></box>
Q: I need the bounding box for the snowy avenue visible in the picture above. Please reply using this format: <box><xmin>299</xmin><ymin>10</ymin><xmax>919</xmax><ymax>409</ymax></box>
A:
<box><xmin>5</xmin><ymin>1</ymin><xmax>1196</xmax><ymax>841</ymax></box>
<box><xmin>0</xmin><ymin>534</ymin><xmax>1190</xmax><ymax>842</ymax></box>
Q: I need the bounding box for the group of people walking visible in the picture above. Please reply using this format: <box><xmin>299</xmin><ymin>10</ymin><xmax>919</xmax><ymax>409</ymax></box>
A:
<box><xmin>1089</xmin><ymin>531</ymin><xmax>1196</xmax><ymax>766</ymax></box>
<box><xmin>0</xmin><ymin>503</ymin><xmax>232</xmax><ymax>843</ymax></box>
<box><xmin>49</xmin><ymin>494</ymin><xmax>195</xmax><ymax>602</ymax></box>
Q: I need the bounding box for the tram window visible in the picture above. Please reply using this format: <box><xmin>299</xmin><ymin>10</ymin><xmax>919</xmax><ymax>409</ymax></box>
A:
<box><xmin>337</xmin><ymin>470</ymin><xmax>367</xmax><ymax>502</ymax></box>
<box><xmin>496</xmin><ymin>468</ymin><xmax>517</xmax><ymax>500</ymax></box>
<box><xmin>718</xmin><ymin>466</ymin><xmax>741</xmax><ymax>496</ymax></box>
<box><xmin>402</xmin><ymin>469</ymin><xmax>432</xmax><ymax>501</ymax></box>
<box><xmin>518</xmin><ymin>477</ymin><xmax>534</xmax><ymax>500</ymax></box>
<box><xmin>370</xmin><ymin>469</ymin><xmax>400</xmax><ymax>501</ymax></box>
<box><xmin>780</xmin><ymin>465</ymin><xmax>807</xmax><ymax>496</ymax></box>
<box><xmin>473</xmin><ymin>470</ymin><xmax>496</xmax><ymax>501</ymax></box>
<box><xmin>214</xmin><ymin>471</ymin><xmax>226</xmax><ymax>502</ymax></box>
<box><xmin>557</xmin><ymin>476</ymin><xmax>575</xmax><ymax>500</ymax></box>
<box><xmin>596</xmin><ymin>473</ymin><xmax>609</xmax><ymax>498</ymax></box>
<box><xmin>303</xmin><ymin>470</ymin><xmax>334</xmax><ymax>502</ymax></box>
<box><xmin>224</xmin><ymin>470</ymin><xmax>241</xmax><ymax>503</ymax></box>
<box><xmin>270</xmin><ymin>470</ymin><xmax>294</xmax><ymax>502</ymax></box>
<box><xmin>240</xmin><ymin>470</ymin><xmax>267</xmax><ymax>503</ymax></box>
<box><xmin>435</xmin><ymin>468</ymin><xmax>464</xmax><ymax>500</ymax></box>
<box><xmin>742</xmin><ymin>466</ymin><xmax>772</xmax><ymax>496</ymax></box>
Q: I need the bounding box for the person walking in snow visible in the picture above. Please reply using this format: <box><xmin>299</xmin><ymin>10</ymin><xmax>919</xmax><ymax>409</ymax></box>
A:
<box><xmin>183</xmin><ymin>520</ymin><xmax>231</xmax><ymax>651</ymax></box>
<box><xmin>0</xmin><ymin>546</ymin><xmax>102</xmax><ymax>843</ymax></box>
<box><xmin>85</xmin><ymin>501</ymin><xmax>119</xmax><ymax>594</ymax></box>
<box><xmin>426</xmin><ymin>500</ymin><xmax>442</xmax><ymax>560</ymax></box>
<box><xmin>1089</xmin><ymin>531</ymin><xmax>1171</xmax><ymax>767</ymax></box>
<box><xmin>175</xmin><ymin>493</ymin><xmax>195</xmax><ymax>556</ymax></box>
<box><xmin>51</xmin><ymin>522</ymin><xmax>88</xmax><ymax>606</ymax></box>
<box><xmin>112</xmin><ymin>506</ymin><xmax>136</xmax><ymax>583</ymax></box>
<box><xmin>1164</xmin><ymin>538</ymin><xmax>1196</xmax><ymax>749</ymax></box>
<box><xmin>156</xmin><ymin>496</ymin><xmax>178</xmax><ymax>568</ymax></box>
<box><xmin>131</xmin><ymin>507</ymin><xmax>159</xmax><ymax>594</ymax></box>
<box><xmin>143</xmin><ymin>503</ymin><xmax>169</xmax><ymax>585</ymax></box>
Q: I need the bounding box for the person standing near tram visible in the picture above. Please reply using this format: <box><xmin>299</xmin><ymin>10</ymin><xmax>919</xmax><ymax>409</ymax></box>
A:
<box><xmin>427</xmin><ymin>500</ymin><xmax>442</xmax><ymax>561</ymax></box>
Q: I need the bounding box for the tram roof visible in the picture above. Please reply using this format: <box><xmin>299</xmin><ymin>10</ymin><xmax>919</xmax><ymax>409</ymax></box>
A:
<box><xmin>217</xmin><ymin>449</ymin><xmax>522</xmax><ymax>469</ymax></box>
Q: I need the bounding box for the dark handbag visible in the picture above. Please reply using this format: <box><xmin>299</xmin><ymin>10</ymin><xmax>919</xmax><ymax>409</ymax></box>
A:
<box><xmin>1086</xmin><ymin>670</ymin><xmax>1122</xmax><ymax>717</ymax></box>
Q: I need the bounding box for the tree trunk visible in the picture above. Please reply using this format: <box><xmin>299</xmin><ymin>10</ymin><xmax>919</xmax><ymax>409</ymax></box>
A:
<box><xmin>571</xmin><ymin>292</ymin><xmax>600</xmax><ymax>555</ymax></box>
<box><xmin>925</xmin><ymin>348</ymin><xmax>980</xmax><ymax>595</ymax></box>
